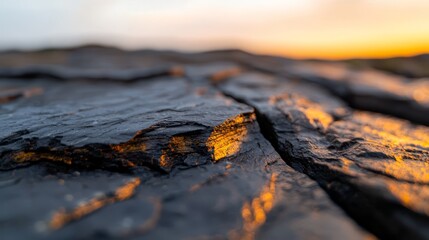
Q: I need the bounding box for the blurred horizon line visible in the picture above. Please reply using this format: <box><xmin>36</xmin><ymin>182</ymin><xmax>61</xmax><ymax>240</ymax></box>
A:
<box><xmin>1</xmin><ymin>40</ymin><xmax>428</xmax><ymax>61</ymax></box>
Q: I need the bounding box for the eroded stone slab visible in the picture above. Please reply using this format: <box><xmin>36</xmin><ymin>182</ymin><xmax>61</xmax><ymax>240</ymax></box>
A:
<box><xmin>287</xmin><ymin>62</ymin><xmax>429</xmax><ymax>125</ymax></box>
<box><xmin>219</xmin><ymin>72</ymin><xmax>429</xmax><ymax>239</ymax></box>
<box><xmin>0</xmin><ymin>66</ymin><xmax>370</xmax><ymax>239</ymax></box>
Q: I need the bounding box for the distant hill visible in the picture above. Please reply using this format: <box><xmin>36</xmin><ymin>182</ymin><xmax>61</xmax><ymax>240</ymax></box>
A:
<box><xmin>339</xmin><ymin>54</ymin><xmax>429</xmax><ymax>78</ymax></box>
<box><xmin>2</xmin><ymin>44</ymin><xmax>428</xmax><ymax>78</ymax></box>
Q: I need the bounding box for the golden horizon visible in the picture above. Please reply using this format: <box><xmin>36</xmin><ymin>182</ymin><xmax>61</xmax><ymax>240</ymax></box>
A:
<box><xmin>0</xmin><ymin>0</ymin><xmax>428</xmax><ymax>60</ymax></box>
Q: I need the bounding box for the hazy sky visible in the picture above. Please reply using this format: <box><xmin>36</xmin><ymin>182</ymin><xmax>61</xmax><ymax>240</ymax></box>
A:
<box><xmin>0</xmin><ymin>0</ymin><xmax>428</xmax><ymax>59</ymax></box>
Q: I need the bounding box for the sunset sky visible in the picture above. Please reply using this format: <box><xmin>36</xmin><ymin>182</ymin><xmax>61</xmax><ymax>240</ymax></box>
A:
<box><xmin>0</xmin><ymin>0</ymin><xmax>428</xmax><ymax>59</ymax></box>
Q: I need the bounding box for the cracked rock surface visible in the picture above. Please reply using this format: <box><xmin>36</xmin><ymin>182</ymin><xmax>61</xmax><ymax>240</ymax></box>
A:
<box><xmin>1</xmin><ymin>46</ymin><xmax>428</xmax><ymax>240</ymax></box>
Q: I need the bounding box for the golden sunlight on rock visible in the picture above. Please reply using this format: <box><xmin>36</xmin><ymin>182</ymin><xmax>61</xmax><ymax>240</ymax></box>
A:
<box><xmin>301</xmin><ymin>107</ymin><xmax>333</xmax><ymax>132</ymax></box>
<box><xmin>158</xmin><ymin>151</ymin><xmax>171</xmax><ymax>169</ymax></box>
<box><xmin>331</xmin><ymin>112</ymin><xmax>429</xmax><ymax>183</ymax></box>
<box><xmin>13</xmin><ymin>152</ymin><xmax>73</xmax><ymax>165</ymax></box>
<box><xmin>239</xmin><ymin>174</ymin><xmax>277</xmax><ymax>240</ymax></box>
<box><xmin>355</xmin><ymin>113</ymin><xmax>429</xmax><ymax>149</ymax></box>
<box><xmin>168</xmin><ymin>136</ymin><xmax>194</xmax><ymax>153</ymax></box>
<box><xmin>284</xmin><ymin>95</ymin><xmax>334</xmax><ymax>131</ymax></box>
<box><xmin>380</xmin><ymin>160</ymin><xmax>429</xmax><ymax>184</ymax></box>
<box><xmin>111</xmin><ymin>142</ymin><xmax>147</xmax><ymax>153</ymax></box>
<box><xmin>206</xmin><ymin>113</ymin><xmax>254</xmax><ymax>161</ymax></box>
<box><xmin>159</xmin><ymin>135</ymin><xmax>197</xmax><ymax>170</ymax></box>
<box><xmin>159</xmin><ymin>136</ymin><xmax>186</xmax><ymax>169</ymax></box>
<box><xmin>49</xmin><ymin>178</ymin><xmax>141</xmax><ymax>230</ymax></box>
<box><xmin>385</xmin><ymin>181</ymin><xmax>429</xmax><ymax>215</ymax></box>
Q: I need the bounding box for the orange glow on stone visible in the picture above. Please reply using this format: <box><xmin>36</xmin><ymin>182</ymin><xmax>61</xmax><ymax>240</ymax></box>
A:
<box><xmin>206</xmin><ymin>113</ymin><xmax>254</xmax><ymax>161</ymax></box>
<box><xmin>240</xmin><ymin>174</ymin><xmax>277</xmax><ymax>240</ymax></box>
<box><xmin>49</xmin><ymin>178</ymin><xmax>141</xmax><ymax>230</ymax></box>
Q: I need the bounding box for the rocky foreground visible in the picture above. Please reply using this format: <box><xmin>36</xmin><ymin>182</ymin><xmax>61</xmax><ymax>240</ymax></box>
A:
<box><xmin>0</xmin><ymin>46</ymin><xmax>428</xmax><ymax>240</ymax></box>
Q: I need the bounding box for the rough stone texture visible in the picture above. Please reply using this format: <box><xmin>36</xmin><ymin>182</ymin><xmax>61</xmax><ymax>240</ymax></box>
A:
<box><xmin>287</xmin><ymin>62</ymin><xmax>429</xmax><ymax>125</ymax></box>
<box><xmin>219</xmin><ymin>72</ymin><xmax>429</xmax><ymax>240</ymax></box>
<box><xmin>1</xmin><ymin>46</ymin><xmax>428</xmax><ymax>240</ymax></box>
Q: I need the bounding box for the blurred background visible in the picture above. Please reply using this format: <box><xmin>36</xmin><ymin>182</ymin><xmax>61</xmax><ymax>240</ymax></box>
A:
<box><xmin>0</xmin><ymin>0</ymin><xmax>428</xmax><ymax>59</ymax></box>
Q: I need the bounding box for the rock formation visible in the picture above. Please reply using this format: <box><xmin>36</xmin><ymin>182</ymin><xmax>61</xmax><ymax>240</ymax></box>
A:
<box><xmin>1</xmin><ymin>46</ymin><xmax>428</xmax><ymax>239</ymax></box>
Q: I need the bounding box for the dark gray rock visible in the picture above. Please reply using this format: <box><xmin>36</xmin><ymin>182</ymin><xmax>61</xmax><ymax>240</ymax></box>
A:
<box><xmin>219</xmin><ymin>71</ymin><xmax>429</xmax><ymax>240</ymax></box>
<box><xmin>287</xmin><ymin>62</ymin><xmax>429</xmax><ymax>125</ymax></box>
<box><xmin>2</xmin><ymin>46</ymin><xmax>429</xmax><ymax>240</ymax></box>
<box><xmin>0</xmin><ymin>62</ymin><xmax>370</xmax><ymax>240</ymax></box>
